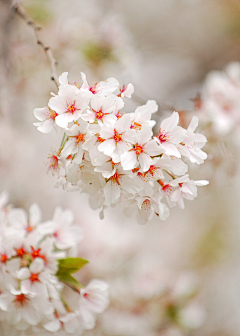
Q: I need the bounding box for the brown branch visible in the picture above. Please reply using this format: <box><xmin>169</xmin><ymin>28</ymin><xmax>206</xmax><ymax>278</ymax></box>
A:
<box><xmin>12</xmin><ymin>3</ymin><xmax>59</xmax><ymax>87</ymax></box>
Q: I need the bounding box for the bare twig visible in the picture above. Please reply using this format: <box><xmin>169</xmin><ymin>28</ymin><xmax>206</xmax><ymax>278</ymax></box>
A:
<box><xmin>12</xmin><ymin>3</ymin><xmax>59</xmax><ymax>87</ymax></box>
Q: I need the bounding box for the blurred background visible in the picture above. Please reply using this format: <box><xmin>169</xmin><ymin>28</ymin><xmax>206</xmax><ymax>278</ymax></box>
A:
<box><xmin>1</xmin><ymin>0</ymin><xmax>240</xmax><ymax>335</ymax></box>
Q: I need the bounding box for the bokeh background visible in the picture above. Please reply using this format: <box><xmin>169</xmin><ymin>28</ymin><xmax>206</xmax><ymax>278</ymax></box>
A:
<box><xmin>1</xmin><ymin>0</ymin><xmax>240</xmax><ymax>335</ymax></box>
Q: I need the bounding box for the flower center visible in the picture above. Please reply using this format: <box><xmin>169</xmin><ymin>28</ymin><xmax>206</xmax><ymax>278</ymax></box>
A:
<box><xmin>16</xmin><ymin>247</ymin><xmax>26</xmax><ymax>258</ymax></box>
<box><xmin>89</xmin><ymin>83</ymin><xmax>99</xmax><ymax>94</ymax></box>
<box><xmin>162</xmin><ymin>184</ymin><xmax>173</xmax><ymax>196</ymax></box>
<box><xmin>27</xmin><ymin>225</ymin><xmax>34</xmax><ymax>233</ymax></box>
<box><xmin>113</xmin><ymin>130</ymin><xmax>123</xmax><ymax>143</ymax></box>
<box><xmin>1</xmin><ymin>254</ymin><xmax>7</xmax><ymax>263</ymax></box>
<box><xmin>15</xmin><ymin>294</ymin><xmax>28</xmax><ymax>307</ymax></box>
<box><xmin>96</xmin><ymin>134</ymin><xmax>105</xmax><ymax>143</ymax></box>
<box><xmin>110</xmin><ymin>172</ymin><xmax>122</xmax><ymax>185</ymax></box>
<box><xmin>130</xmin><ymin>122</ymin><xmax>142</xmax><ymax>130</ymax></box>
<box><xmin>134</xmin><ymin>144</ymin><xmax>144</xmax><ymax>157</ymax></box>
<box><xmin>30</xmin><ymin>273</ymin><xmax>40</xmax><ymax>283</ymax></box>
<box><xmin>158</xmin><ymin>131</ymin><xmax>169</xmax><ymax>143</ymax></box>
<box><xmin>142</xmin><ymin>199</ymin><xmax>151</xmax><ymax>210</ymax></box>
<box><xmin>75</xmin><ymin>132</ymin><xmax>85</xmax><ymax>144</ymax></box>
<box><xmin>31</xmin><ymin>247</ymin><xmax>46</xmax><ymax>262</ymax></box>
<box><xmin>49</xmin><ymin>109</ymin><xmax>58</xmax><ymax>120</ymax></box>
<box><xmin>67</xmin><ymin>103</ymin><xmax>77</xmax><ymax>114</ymax></box>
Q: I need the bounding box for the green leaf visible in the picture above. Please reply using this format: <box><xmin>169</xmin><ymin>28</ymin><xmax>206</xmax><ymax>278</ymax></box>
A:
<box><xmin>58</xmin><ymin>257</ymin><xmax>89</xmax><ymax>270</ymax></box>
<box><xmin>57</xmin><ymin>273</ymin><xmax>83</xmax><ymax>288</ymax></box>
<box><xmin>57</xmin><ymin>267</ymin><xmax>80</xmax><ymax>275</ymax></box>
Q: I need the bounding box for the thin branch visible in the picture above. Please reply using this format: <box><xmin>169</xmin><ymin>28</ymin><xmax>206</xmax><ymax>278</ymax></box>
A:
<box><xmin>12</xmin><ymin>3</ymin><xmax>59</xmax><ymax>87</ymax></box>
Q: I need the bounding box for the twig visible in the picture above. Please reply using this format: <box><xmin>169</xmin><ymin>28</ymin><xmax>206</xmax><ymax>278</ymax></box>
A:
<box><xmin>12</xmin><ymin>3</ymin><xmax>59</xmax><ymax>87</ymax></box>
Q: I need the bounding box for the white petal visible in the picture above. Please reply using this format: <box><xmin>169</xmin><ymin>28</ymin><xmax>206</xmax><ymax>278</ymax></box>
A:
<box><xmin>44</xmin><ymin>319</ymin><xmax>61</xmax><ymax>332</ymax></box>
<box><xmin>59</xmin><ymin>72</ymin><xmax>69</xmax><ymax>85</ymax></box>
<box><xmin>121</xmin><ymin>151</ymin><xmax>137</xmax><ymax>170</ymax></box>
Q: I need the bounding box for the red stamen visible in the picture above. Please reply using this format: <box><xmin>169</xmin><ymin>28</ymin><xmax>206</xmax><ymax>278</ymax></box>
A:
<box><xmin>15</xmin><ymin>294</ymin><xmax>28</xmax><ymax>307</ymax></box>
<box><xmin>112</xmin><ymin>129</ymin><xmax>123</xmax><ymax>143</ymax></box>
<box><xmin>1</xmin><ymin>254</ymin><xmax>7</xmax><ymax>263</ymax></box>
<box><xmin>75</xmin><ymin>132</ymin><xmax>85</xmax><ymax>144</ymax></box>
<box><xmin>15</xmin><ymin>247</ymin><xmax>26</xmax><ymax>258</ymax></box>
<box><xmin>30</xmin><ymin>246</ymin><xmax>46</xmax><ymax>262</ymax></box>
<box><xmin>67</xmin><ymin>103</ymin><xmax>77</xmax><ymax>114</ymax></box>
<box><xmin>110</xmin><ymin>172</ymin><xmax>123</xmax><ymax>186</ymax></box>
<box><xmin>30</xmin><ymin>273</ymin><xmax>40</xmax><ymax>283</ymax></box>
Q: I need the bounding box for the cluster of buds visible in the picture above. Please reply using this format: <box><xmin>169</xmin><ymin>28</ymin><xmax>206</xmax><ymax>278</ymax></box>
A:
<box><xmin>0</xmin><ymin>191</ymin><xmax>109</xmax><ymax>335</ymax></box>
<box><xmin>34</xmin><ymin>72</ymin><xmax>208</xmax><ymax>224</ymax></box>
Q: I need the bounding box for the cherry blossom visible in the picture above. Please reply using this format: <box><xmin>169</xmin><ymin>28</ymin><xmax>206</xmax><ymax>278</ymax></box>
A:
<box><xmin>0</xmin><ymin>192</ymin><xmax>110</xmax><ymax>334</ymax></box>
<box><xmin>34</xmin><ymin>71</ymin><xmax>208</xmax><ymax>224</ymax></box>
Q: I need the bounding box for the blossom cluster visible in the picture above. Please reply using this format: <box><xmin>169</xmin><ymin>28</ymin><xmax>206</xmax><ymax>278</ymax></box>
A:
<box><xmin>196</xmin><ymin>62</ymin><xmax>240</xmax><ymax>136</ymax></box>
<box><xmin>0</xmin><ymin>191</ymin><xmax>109</xmax><ymax>335</ymax></box>
<box><xmin>34</xmin><ymin>72</ymin><xmax>208</xmax><ymax>224</ymax></box>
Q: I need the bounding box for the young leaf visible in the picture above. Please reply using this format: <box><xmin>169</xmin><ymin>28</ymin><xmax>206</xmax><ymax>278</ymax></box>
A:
<box><xmin>57</xmin><ymin>273</ymin><xmax>83</xmax><ymax>288</ymax></box>
<box><xmin>58</xmin><ymin>257</ymin><xmax>89</xmax><ymax>270</ymax></box>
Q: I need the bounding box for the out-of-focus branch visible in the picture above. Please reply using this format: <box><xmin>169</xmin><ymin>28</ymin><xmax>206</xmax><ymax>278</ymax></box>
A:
<box><xmin>12</xmin><ymin>3</ymin><xmax>59</xmax><ymax>87</ymax></box>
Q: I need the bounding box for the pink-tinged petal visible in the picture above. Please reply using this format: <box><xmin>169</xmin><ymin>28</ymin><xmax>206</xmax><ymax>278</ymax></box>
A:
<box><xmin>146</xmin><ymin>100</ymin><xmax>158</xmax><ymax>113</ymax></box>
<box><xmin>115</xmin><ymin>114</ymin><xmax>131</xmax><ymax>133</ymax></box>
<box><xmin>48</xmin><ymin>96</ymin><xmax>67</xmax><ymax>114</ymax></box>
<box><xmin>104</xmin><ymin>183</ymin><xmax>120</xmax><ymax>205</ymax></box>
<box><xmin>59</xmin><ymin>72</ymin><xmax>69</xmax><ymax>85</ymax></box>
<box><xmin>81</xmin><ymin>111</ymin><xmax>95</xmax><ymax>123</ymax></box>
<box><xmin>121</xmin><ymin>176</ymin><xmax>141</xmax><ymax>194</ymax></box>
<box><xmin>72</xmin><ymin>108</ymin><xmax>83</xmax><ymax>121</ymax></box>
<box><xmin>162</xmin><ymin>142</ymin><xmax>181</xmax><ymax>158</ymax></box>
<box><xmin>181</xmin><ymin>184</ymin><xmax>193</xmax><ymax>195</ymax></box>
<box><xmin>116</xmin><ymin>142</ymin><xmax>131</xmax><ymax>156</ymax></box>
<box><xmin>17</xmin><ymin>267</ymin><xmax>30</xmax><ymax>280</ymax></box>
<box><xmin>135</xmin><ymin>105</ymin><xmax>152</xmax><ymax>122</ymax></box>
<box><xmin>75</xmin><ymin>91</ymin><xmax>90</xmax><ymax>109</ymax></box>
<box><xmin>144</xmin><ymin>140</ymin><xmax>163</xmax><ymax>156</ymax></box>
<box><xmin>124</xmin><ymin>129</ymin><xmax>135</xmax><ymax>143</ymax></box>
<box><xmin>91</xmin><ymin>95</ymin><xmax>104</xmax><ymax>112</ymax></box>
<box><xmin>79</xmin><ymin>305</ymin><xmax>96</xmax><ymax>330</ymax></box>
<box><xmin>44</xmin><ymin>319</ymin><xmax>61</xmax><ymax>332</ymax></box>
<box><xmin>66</xmin><ymin>124</ymin><xmax>80</xmax><ymax>136</ymax></box>
<box><xmin>194</xmin><ymin>180</ymin><xmax>209</xmax><ymax>186</ymax></box>
<box><xmin>73</xmin><ymin>146</ymin><xmax>84</xmax><ymax>164</ymax></box>
<box><xmin>114</xmin><ymin>96</ymin><xmax>125</xmax><ymax>110</ymax></box>
<box><xmin>0</xmin><ymin>293</ymin><xmax>14</xmax><ymax>311</ymax></box>
<box><xmin>21</xmin><ymin>279</ymin><xmax>31</xmax><ymax>294</ymax></box>
<box><xmin>188</xmin><ymin>116</ymin><xmax>199</xmax><ymax>132</ymax></box>
<box><xmin>139</xmin><ymin>153</ymin><xmax>152</xmax><ymax>172</ymax></box>
<box><xmin>55</xmin><ymin>113</ymin><xmax>71</xmax><ymax>128</ymax></box>
<box><xmin>136</xmin><ymin>125</ymin><xmax>152</xmax><ymax>145</ymax></box>
<box><xmin>100</xmin><ymin>123</ymin><xmax>115</xmax><ymax>139</ymax></box>
<box><xmin>161</xmin><ymin>111</ymin><xmax>179</xmax><ymax>132</ymax></box>
<box><xmin>30</xmin><ymin>258</ymin><xmax>44</xmax><ymax>273</ymax></box>
<box><xmin>29</xmin><ymin>203</ymin><xmax>41</xmax><ymax>225</ymax></box>
<box><xmin>33</xmin><ymin>107</ymin><xmax>49</xmax><ymax>121</ymax></box>
<box><xmin>81</xmin><ymin>72</ymin><xmax>89</xmax><ymax>89</ymax></box>
<box><xmin>157</xmin><ymin>201</ymin><xmax>170</xmax><ymax>220</ymax></box>
<box><xmin>121</xmin><ymin>151</ymin><xmax>137</xmax><ymax>170</ymax></box>
<box><xmin>102</xmin><ymin>94</ymin><xmax>117</xmax><ymax>113</ymax></box>
<box><xmin>23</xmin><ymin>305</ymin><xmax>40</xmax><ymax>325</ymax></box>
<box><xmin>121</xmin><ymin>83</ymin><xmax>134</xmax><ymax>98</ymax></box>
<box><xmin>98</xmin><ymin>139</ymin><xmax>116</xmax><ymax>156</ymax></box>
<box><xmin>61</xmin><ymin>140</ymin><xmax>77</xmax><ymax>158</ymax></box>
<box><xmin>8</xmin><ymin>208</ymin><xmax>27</xmax><ymax>230</ymax></box>
<box><xmin>64</xmin><ymin>317</ymin><xmax>80</xmax><ymax>334</ymax></box>
<box><xmin>98</xmin><ymin>77</ymin><xmax>119</xmax><ymax>95</ymax></box>
<box><xmin>58</xmin><ymin>84</ymin><xmax>78</xmax><ymax>101</ymax></box>
<box><xmin>171</xmin><ymin>188</ymin><xmax>182</xmax><ymax>203</ymax></box>
<box><xmin>35</xmin><ymin>119</ymin><xmax>54</xmax><ymax>133</ymax></box>
<box><xmin>171</xmin><ymin>126</ymin><xmax>187</xmax><ymax>144</ymax></box>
